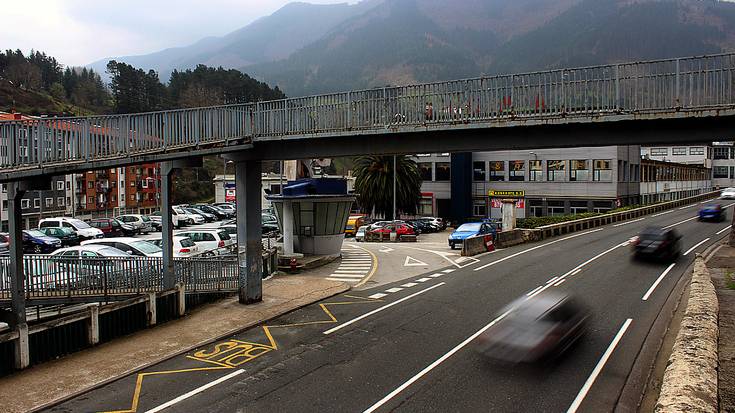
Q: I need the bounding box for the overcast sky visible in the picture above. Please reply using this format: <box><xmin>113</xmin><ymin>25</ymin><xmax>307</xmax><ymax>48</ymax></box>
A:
<box><xmin>2</xmin><ymin>0</ymin><xmax>356</xmax><ymax>67</ymax></box>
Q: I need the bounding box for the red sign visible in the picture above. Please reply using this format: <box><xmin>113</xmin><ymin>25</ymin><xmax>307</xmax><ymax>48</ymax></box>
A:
<box><xmin>491</xmin><ymin>199</ymin><xmax>525</xmax><ymax>209</ymax></box>
<box><xmin>225</xmin><ymin>189</ymin><xmax>236</xmax><ymax>202</ymax></box>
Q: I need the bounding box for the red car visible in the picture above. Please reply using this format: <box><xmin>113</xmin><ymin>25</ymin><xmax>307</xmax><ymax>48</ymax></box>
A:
<box><xmin>369</xmin><ymin>223</ymin><xmax>415</xmax><ymax>237</ymax></box>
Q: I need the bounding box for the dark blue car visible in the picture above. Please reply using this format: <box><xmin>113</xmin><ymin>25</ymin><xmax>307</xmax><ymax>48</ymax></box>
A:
<box><xmin>22</xmin><ymin>230</ymin><xmax>62</xmax><ymax>254</ymax></box>
<box><xmin>698</xmin><ymin>204</ymin><xmax>725</xmax><ymax>222</ymax></box>
<box><xmin>448</xmin><ymin>222</ymin><xmax>497</xmax><ymax>250</ymax></box>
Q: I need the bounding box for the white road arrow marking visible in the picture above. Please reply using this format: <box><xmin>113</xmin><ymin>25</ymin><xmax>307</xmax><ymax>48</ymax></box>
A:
<box><xmin>379</xmin><ymin>247</ymin><xmax>395</xmax><ymax>253</ymax></box>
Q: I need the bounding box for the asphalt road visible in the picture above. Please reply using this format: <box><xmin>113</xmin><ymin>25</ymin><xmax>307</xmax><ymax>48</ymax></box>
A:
<box><xmin>48</xmin><ymin>199</ymin><xmax>733</xmax><ymax>413</ymax></box>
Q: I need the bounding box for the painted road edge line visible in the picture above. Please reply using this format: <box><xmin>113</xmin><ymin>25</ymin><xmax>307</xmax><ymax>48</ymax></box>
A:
<box><xmin>324</xmin><ymin>282</ymin><xmax>445</xmax><ymax>335</ymax></box>
<box><xmin>642</xmin><ymin>263</ymin><xmax>676</xmax><ymax>301</ymax></box>
<box><xmin>362</xmin><ymin>308</ymin><xmax>514</xmax><ymax>413</ymax></box>
<box><xmin>717</xmin><ymin>226</ymin><xmax>731</xmax><ymax>235</ymax></box>
<box><xmin>662</xmin><ymin>216</ymin><xmax>697</xmax><ymax>230</ymax></box>
<box><xmin>144</xmin><ymin>368</ymin><xmax>245</xmax><ymax>413</ymax></box>
<box><xmin>612</xmin><ymin>217</ymin><xmax>645</xmax><ymax>227</ymax></box>
<box><xmin>683</xmin><ymin>238</ymin><xmax>710</xmax><ymax>256</ymax></box>
<box><xmin>566</xmin><ymin>319</ymin><xmax>633</xmax><ymax>413</ymax></box>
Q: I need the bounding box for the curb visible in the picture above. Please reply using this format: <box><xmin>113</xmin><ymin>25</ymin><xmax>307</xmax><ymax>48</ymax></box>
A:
<box><xmin>654</xmin><ymin>256</ymin><xmax>719</xmax><ymax>413</ymax></box>
<box><xmin>28</xmin><ymin>281</ymin><xmax>351</xmax><ymax>413</ymax></box>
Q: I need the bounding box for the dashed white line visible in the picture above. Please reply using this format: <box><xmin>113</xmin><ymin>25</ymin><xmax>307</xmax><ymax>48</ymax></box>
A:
<box><xmin>570</xmin><ymin>268</ymin><xmax>582</xmax><ymax>276</ymax></box>
<box><xmin>612</xmin><ymin>217</ymin><xmax>645</xmax><ymax>227</ymax></box>
<box><xmin>368</xmin><ymin>293</ymin><xmax>387</xmax><ymax>299</ymax></box>
<box><xmin>683</xmin><ymin>238</ymin><xmax>710</xmax><ymax>256</ymax></box>
<box><xmin>679</xmin><ymin>204</ymin><xmax>695</xmax><ymax>210</ymax></box>
<box><xmin>385</xmin><ymin>287</ymin><xmax>403</xmax><ymax>293</ymax></box>
<box><xmin>652</xmin><ymin>210</ymin><xmax>674</xmax><ymax>217</ymax></box>
<box><xmin>401</xmin><ymin>282</ymin><xmax>418</xmax><ymax>288</ymax></box>
<box><xmin>546</xmin><ymin>276</ymin><xmax>559</xmax><ymax>284</ymax></box>
<box><xmin>553</xmin><ymin>278</ymin><xmax>567</xmax><ymax>286</ymax></box>
<box><xmin>642</xmin><ymin>263</ymin><xmax>676</xmax><ymax>301</ymax></box>
<box><xmin>144</xmin><ymin>368</ymin><xmax>245</xmax><ymax>413</ymax></box>
<box><xmin>526</xmin><ymin>285</ymin><xmax>544</xmax><ymax>297</ymax></box>
<box><xmin>429</xmin><ymin>273</ymin><xmax>443</xmax><ymax>278</ymax></box>
<box><xmin>442</xmin><ymin>269</ymin><xmax>456</xmax><ymax>273</ymax></box>
<box><xmin>717</xmin><ymin>226</ymin><xmax>731</xmax><ymax>235</ymax></box>
<box><xmin>662</xmin><ymin>216</ymin><xmax>697</xmax><ymax>229</ymax></box>
<box><xmin>415</xmin><ymin>277</ymin><xmax>431</xmax><ymax>282</ymax></box>
<box><xmin>566</xmin><ymin>319</ymin><xmax>633</xmax><ymax>413</ymax></box>
<box><xmin>334</xmin><ymin>270</ymin><xmax>369</xmax><ymax>274</ymax></box>
<box><xmin>325</xmin><ymin>283</ymin><xmax>445</xmax><ymax>335</ymax></box>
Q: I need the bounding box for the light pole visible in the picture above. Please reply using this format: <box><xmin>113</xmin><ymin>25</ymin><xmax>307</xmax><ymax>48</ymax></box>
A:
<box><xmin>393</xmin><ymin>155</ymin><xmax>397</xmax><ymax>221</ymax></box>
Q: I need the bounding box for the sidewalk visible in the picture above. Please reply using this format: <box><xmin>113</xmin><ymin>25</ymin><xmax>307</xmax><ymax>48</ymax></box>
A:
<box><xmin>0</xmin><ymin>275</ymin><xmax>349</xmax><ymax>413</ymax></box>
<box><xmin>706</xmin><ymin>243</ymin><xmax>735</xmax><ymax>412</ymax></box>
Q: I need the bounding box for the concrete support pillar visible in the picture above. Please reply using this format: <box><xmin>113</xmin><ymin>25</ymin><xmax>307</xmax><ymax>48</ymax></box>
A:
<box><xmin>501</xmin><ymin>199</ymin><xmax>516</xmax><ymax>231</ymax></box>
<box><xmin>236</xmin><ymin>160</ymin><xmax>263</xmax><ymax>304</ymax></box>
<box><xmin>146</xmin><ymin>292</ymin><xmax>157</xmax><ymax>326</ymax></box>
<box><xmin>8</xmin><ymin>181</ymin><xmax>29</xmax><ymax>369</ymax></box>
<box><xmin>161</xmin><ymin>161</ymin><xmax>175</xmax><ymax>290</ymax></box>
<box><xmin>283</xmin><ymin>201</ymin><xmax>294</xmax><ymax>255</ymax></box>
<box><xmin>87</xmin><ymin>305</ymin><xmax>100</xmax><ymax>345</ymax></box>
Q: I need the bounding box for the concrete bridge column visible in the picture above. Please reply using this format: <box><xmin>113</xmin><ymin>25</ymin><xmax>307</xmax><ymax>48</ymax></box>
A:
<box><xmin>7</xmin><ymin>181</ymin><xmax>29</xmax><ymax>369</ymax></box>
<box><xmin>235</xmin><ymin>160</ymin><xmax>263</xmax><ymax>304</ymax></box>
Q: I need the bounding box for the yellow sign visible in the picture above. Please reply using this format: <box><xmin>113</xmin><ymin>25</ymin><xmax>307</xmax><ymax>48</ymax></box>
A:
<box><xmin>488</xmin><ymin>190</ymin><xmax>525</xmax><ymax>198</ymax></box>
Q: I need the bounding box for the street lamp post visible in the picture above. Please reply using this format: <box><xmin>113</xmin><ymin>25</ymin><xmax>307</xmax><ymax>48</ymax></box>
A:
<box><xmin>393</xmin><ymin>155</ymin><xmax>397</xmax><ymax>221</ymax></box>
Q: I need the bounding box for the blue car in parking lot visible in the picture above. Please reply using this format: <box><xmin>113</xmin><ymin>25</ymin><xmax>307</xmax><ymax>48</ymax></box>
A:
<box><xmin>448</xmin><ymin>222</ymin><xmax>497</xmax><ymax>250</ymax></box>
<box><xmin>699</xmin><ymin>204</ymin><xmax>726</xmax><ymax>222</ymax></box>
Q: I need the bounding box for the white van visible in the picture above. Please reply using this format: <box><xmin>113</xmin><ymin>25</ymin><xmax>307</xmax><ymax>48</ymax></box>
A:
<box><xmin>39</xmin><ymin>217</ymin><xmax>104</xmax><ymax>241</ymax></box>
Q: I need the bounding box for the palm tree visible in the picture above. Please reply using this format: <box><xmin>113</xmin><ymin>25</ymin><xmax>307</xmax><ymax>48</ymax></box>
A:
<box><xmin>353</xmin><ymin>155</ymin><xmax>422</xmax><ymax>220</ymax></box>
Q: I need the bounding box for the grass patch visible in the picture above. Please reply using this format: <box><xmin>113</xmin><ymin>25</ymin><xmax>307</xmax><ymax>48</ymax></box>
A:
<box><xmin>725</xmin><ymin>271</ymin><xmax>735</xmax><ymax>290</ymax></box>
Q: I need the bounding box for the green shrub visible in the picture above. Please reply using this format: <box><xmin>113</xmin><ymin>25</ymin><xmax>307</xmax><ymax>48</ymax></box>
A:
<box><xmin>517</xmin><ymin>212</ymin><xmax>602</xmax><ymax>229</ymax></box>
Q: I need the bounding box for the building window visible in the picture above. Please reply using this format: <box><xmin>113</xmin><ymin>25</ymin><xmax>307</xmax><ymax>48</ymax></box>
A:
<box><xmin>418</xmin><ymin>163</ymin><xmax>432</xmax><ymax>181</ymax></box>
<box><xmin>714</xmin><ymin>147</ymin><xmax>730</xmax><ymax>160</ymax></box>
<box><xmin>57</xmin><ymin>197</ymin><xmax>65</xmax><ymax>207</ymax></box>
<box><xmin>88</xmin><ymin>196</ymin><xmax>94</xmax><ymax>204</ymax></box>
<box><xmin>569</xmin><ymin>160</ymin><xmax>588</xmax><ymax>181</ymax></box>
<box><xmin>415</xmin><ymin>153</ymin><xmax>431</xmax><ymax>158</ymax></box>
<box><xmin>714</xmin><ymin>166</ymin><xmax>729</xmax><ymax>178</ymax></box>
<box><xmin>528</xmin><ymin>199</ymin><xmax>543</xmax><ymax>217</ymax></box>
<box><xmin>1</xmin><ymin>184</ymin><xmax>5</xmax><ymax>193</ymax></box>
<box><xmin>672</xmin><ymin>147</ymin><xmax>687</xmax><ymax>156</ymax></box>
<box><xmin>547</xmin><ymin>160</ymin><xmax>565</xmax><ymax>181</ymax></box>
<box><xmin>570</xmin><ymin>201</ymin><xmax>588</xmax><ymax>215</ymax></box>
<box><xmin>87</xmin><ymin>181</ymin><xmax>93</xmax><ymax>189</ymax></box>
<box><xmin>34</xmin><ymin>198</ymin><xmax>40</xmax><ymax>208</ymax></box>
<box><xmin>21</xmin><ymin>199</ymin><xmax>30</xmax><ymax>209</ymax></box>
<box><xmin>56</xmin><ymin>181</ymin><xmax>64</xmax><ymax>191</ymax></box>
<box><xmin>593</xmin><ymin>160</ymin><xmax>612</xmax><ymax>181</ymax></box>
<box><xmin>121</xmin><ymin>181</ymin><xmax>125</xmax><ymax>188</ymax></box>
<box><xmin>473</xmin><ymin>199</ymin><xmax>487</xmax><ymax>217</ymax></box>
<box><xmin>112</xmin><ymin>195</ymin><xmax>117</xmax><ymax>202</ymax></box>
<box><xmin>509</xmin><ymin>160</ymin><xmax>525</xmax><ymax>181</ymax></box>
<box><xmin>690</xmin><ymin>147</ymin><xmax>705</xmax><ymax>156</ymax></box>
<box><xmin>650</xmin><ymin>148</ymin><xmax>668</xmax><ymax>156</ymax></box>
<box><xmin>130</xmin><ymin>181</ymin><xmax>135</xmax><ymax>187</ymax></box>
<box><xmin>529</xmin><ymin>160</ymin><xmax>542</xmax><ymax>181</ymax></box>
<box><xmin>142</xmin><ymin>179</ymin><xmax>148</xmax><ymax>189</ymax></box>
<box><xmin>45</xmin><ymin>198</ymin><xmax>53</xmax><ymax>208</ymax></box>
<box><xmin>419</xmin><ymin>197</ymin><xmax>433</xmax><ymax>215</ymax></box>
<box><xmin>130</xmin><ymin>194</ymin><xmax>136</xmax><ymax>201</ymax></box>
<box><xmin>593</xmin><ymin>200</ymin><xmax>612</xmax><ymax>213</ymax></box>
<box><xmin>489</xmin><ymin>161</ymin><xmax>505</xmax><ymax>181</ymax></box>
<box><xmin>473</xmin><ymin>161</ymin><xmax>486</xmax><ymax>181</ymax></box>
<box><xmin>547</xmin><ymin>200</ymin><xmax>565</xmax><ymax>216</ymax></box>
<box><xmin>435</xmin><ymin>162</ymin><xmax>451</xmax><ymax>181</ymax></box>
<box><xmin>2</xmin><ymin>200</ymin><xmax>7</xmax><ymax>209</ymax></box>
<box><xmin>66</xmin><ymin>196</ymin><xmax>71</xmax><ymax>206</ymax></box>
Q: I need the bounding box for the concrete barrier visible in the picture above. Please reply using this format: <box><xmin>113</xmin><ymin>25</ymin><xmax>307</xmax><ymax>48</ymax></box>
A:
<box><xmin>655</xmin><ymin>257</ymin><xmax>719</xmax><ymax>413</ymax></box>
<box><xmin>461</xmin><ymin>234</ymin><xmax>494</xmax><ymax>256</ymax></box>
<box><xmin>494</xmin><ymin>230</ymin><xmax>527</xmax><ymax>249</ymax></box>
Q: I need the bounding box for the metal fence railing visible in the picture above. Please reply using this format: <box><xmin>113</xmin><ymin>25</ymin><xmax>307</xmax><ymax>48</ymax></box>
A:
<box><xmin>0</xmin><ymin>54</ymin><xmax>733</xmax><ymax>172</ymax></box>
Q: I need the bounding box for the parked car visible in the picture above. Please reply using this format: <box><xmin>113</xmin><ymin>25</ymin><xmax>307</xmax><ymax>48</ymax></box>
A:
<box><xmin>407</xmin><ymin>219</ymin><xmax>434</xmax><ymax>235</ymax></box>
<box><xmin>448</xmin><ymin>222</ymin><xmax>497</xmax><ymax>250</ymax></box>
<box><xmin>214</xmin><ymin>203</ymin><xmax>236</xmax><ymax>215</ymax></box>
<box><xmin>115</xmin><ymin>214</ymin><xmax>154</xmax><ymax>234</ymax></box>
<box><xmin>39</xmin><ymin>217</ymin><xmax>104</xmax><ymax>241</ymax></box>
<box><xmin>89</xmin><ymin>218</ymin><xmax>135</xmax><ymax>237</ymax></box>
<box><xmin>345</xmin><ymin>216</ymin><xmax>365</xmax><ymax>237</ymax></box>
<box><xmin>175</xmin><ymin>229</ymin><xmax>235</xmax><ymax>255</ymax></box>
<box><xmin>146</xmin><ymin>236</ymin><xmax>201</xmax><ymax>257</ymax></box>
<box><xmin>22</xmin><ymin>230</ymin><xmax>62</xmax><ymax>254</ymax></box>
<box><xmin>699</xmin><ymin>204</ymin><xmax>726</xmax><ymax>222</ymax></box>
<box><xmin>368</xmin><ymin>220</ymin><xmax>391</xmax><ymax>231</ymax></box>
<box><xmin>219</xmin><ymin>224</ymin><xmax>238</xmax><ymax>244</ymax></box>
<box><xmin>81</xmin><ymin>237</ymin><xmax>163</xmax><ymax>257</ymax></box>
<box><xmin>219</xmin><ymin>219</ymin><xmax>279</xmax><ymax>236</ymax></box>
<box><xmin>42</xmin><ymin>245</ymin><xmax>139</xmax><ymax>291</ymax></box>
<box><xmin>36</xmin><ymin>227</ymin><xmax>80</xmax><ymax>247</ymax></box>
<box><xmin>422</xmin><ymin>216</ymin><xmax>446</xmax><ymax>230</ymax></box>
<box><xmin>355</xmin><ymin>225</ymin><xmax>368</xmax><ymax>242</ymax></box>
<box><xmin>149</xmin><ymin>210</ymin><xmax>182</xmax><ymax>229</ymax></box>
<box><xmin>369</xmin><ymin>223</ymin><xmax>415</xmax><ymax>238</ymax></box>
<box><xmin>192</xmin><ymin>204</ymin><xmax>229</xmax><ymax>220</ymax></box>
<box><xmin>185</xmin><ymin>207</ymin><xmax>216</xmax><ymax>223</ymax></box>
<box><xmin>630</xmin><ymin>227</ymin><xmax>682</xmax><ymax>261</ymax></box>
<box><xmin>721</xmin><ymin>187</ymin><xmax>735</xmax><ymax>200</ymax></box>
<box><xmin>476</xmin><ymin>291</ymin><xmax>589</xmax><ymax>363</ymax></box>
<box><xmin>174</xmin><ymin>206</ymin><xmax>204</xmax><ymax>225</ymax></box>
<box><xmin>210</xmin><ymin>205</ymin><xmax>235</xmax><ymax>219</ymax></box>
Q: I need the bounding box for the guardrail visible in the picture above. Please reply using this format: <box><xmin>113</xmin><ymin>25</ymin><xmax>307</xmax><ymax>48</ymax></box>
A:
<box><xmin>0</xmin><ymin>53</ymin><xmax>734</xmax><ymax>172</ymax></box>
<box><xmin>534</xmin><ymin>190</ymin><xmax>721</xmax><ymax>239</ymax></box>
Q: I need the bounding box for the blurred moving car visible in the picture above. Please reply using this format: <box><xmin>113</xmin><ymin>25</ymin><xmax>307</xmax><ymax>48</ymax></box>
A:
<box><xmin>39</xmin><ymin>217</ymin><xmax>104</xmax><ymax>241</ymax></box>
<box><xmin>721</xmin><ymin>187</ymin><xmax>735</xmax><ymax>200</ymax></box>
<box><xmin>82</xmin><ymin>237</ymin><xmax>163</xmax><ymax>257</ymax></box>
<box><xmin>115</xmin><ymin>214</ymin><xmax>154</xmax><ymax>234</ymax></box>
<box><xmin>355</xmin><ymin>225</ymin><xmax>368</xmax><ymax>242</ymax></box>
<box><xmin>345</xmin><ymin>215</ymin><xmax>365</xmax><ymax>237</ymax></box>
<box><xmin>23</xmin><ymin>230</ymin><xmax>62</xmax><ymax>254</ymax></box>
<box><xmin>147</xmin><ymin>236</ymin><xmax>201</xmax><ymax>257</ymax></box>
<box><xmin>175</xmin><ymin>229</ymin><xmax>235</xmax><ymax>255</ymax></box>
<box><xmin>89</xmin><ymin>218</ymin><xmax>135</xmax><ymax>238</ymax></box>
<box><xmin>630</xmin><ymin>227</ymin><xmax>682</xmax><ymax>261</ymax></box>
<box><xmin>699</xmin><ymin>204</ymin><xmax>726</xmax><ymax>222</ymax></box>
<box><xmin>477</xmin><ymin>291</ymin><xmax>589</xmax><ymax>363</ymax></box>
<box><xmin>448</xmin><ymin>222</ymin><xmax>496</xmax><ymax>250</ymax></box>
<box><xmin>36</xmin><ymin>227</ymin><xmax>80</xmax><ymax>247</ymax></box>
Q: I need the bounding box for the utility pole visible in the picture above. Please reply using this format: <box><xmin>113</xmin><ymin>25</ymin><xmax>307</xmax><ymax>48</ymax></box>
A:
<box><xmin>393</xmin><ymin>155</ymin><xmax>397</xmax><ymax>221</ymax></box>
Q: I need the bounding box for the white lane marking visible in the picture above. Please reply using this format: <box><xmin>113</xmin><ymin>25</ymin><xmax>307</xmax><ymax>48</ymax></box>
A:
<box><xmin>652</xmin><ymin>210</ymin><xmax>674</xmax><ymax>217</ymax></box>
<box><xmin>474</xmin><ymin>228</ymin><xmax>605</xmax><ymax>271</ymax></box>
<box><xmin>442</xmin><ymin>269</ymin><xmax>456</xmax><ymax>273</ymax></box>
<box><xmin>385</xmin><ymin>287</ymin><xmax>403</xmax><ymax>293</ymax></box>
<box><xmin>679</xmin><ymin>204</ymin><xmax>695</xmax><ymax>210</ymax></box>
<box><xmin>717</xmin><ymin>226</ymin><xmax>731</xmax><ymax>235</ymax></box>
<box><xmin>144</xmin><ymin>368</ymin><xmax>245</xmax><ymax>413</ymax></box>
<box><xmin>339</xmin><ymin>264</ymin><xmax>372</xmax><ymax>268</ymax></box>
<box><xmin>328</xmin><ymin>273</ymin><xmax>365</xmax><ymax>278</ymax></box>
<box><xmin>327</xmin><ymin>277</ymin><xmax>364</xmax><ymax>282</ymax></box>
<box><xmin>566</xmin><ymin>319</ymin><xmax>633</xmax><ymax>413</ymax></box>
<box><xmin>612</xmin><ymin>217</ymin><xmax>645</xmax><ymax>227</ymax></box>
<box><xmin>683</xmin><ymin>238</ymin><xmax>710</xmax><ymax>256</ymax></box>
<box><xmin>415</xmin><ymin>277</ymin><xmax>431</xmax><ymax>282</ymax></box>
<box><xmin>325</xmin><ymin>283</ymin><xmax>445</xmax><ymax>335</ymax></box>
<box><xmin>553</xmin><ymin>278</ymin><xmax>567</xmax><ymax>287</ymax></box>
<box><xmin>429</xmin><ymin>273</ymin><xmax>443</xmax><ymax>278</ymax></box>
<box><xmin>334</xmin><ymin>270</ymin><xmax>369</xmax><ymax>274</ymax></box>
<box><xmin>368</xmin><ymin>293</ymin><xmax>388</xmax><ymax>299</ymax></box>
<box><xmin>379</xmin><ymin>247</ymin><xmax>394</xmax><ymax>253</ymax></box>
<box><xmin>570</xmin><ymin>268</ymin><xmax>582</xmax><ymax>276</ymax></box>
<box><xmin>404</xmin><ymin>256</ymin><xmax>429</xmax><ymax>267</ymax></box>
<box><xmin>700</xmin><ymin>200</ymin><xmax>712</xmax><ymax>204</ymax></box>
<box><xmin>662</xmin><ymin>216</ymin><xmax>697</xmax><ymax>229</ymax></box>
<box><xmin>401</xmin><ymin>282</ymin><xmax>418</xmax><ymax>288</ymax></box>
<box><xmin>546</xmin><ymin>276</ymin><xmax>559</xmax><ymax>284</ymax></box>
<box><xmin>642</xmin><ymin>263</ymin><xmax>676</xmax><ymax>301</ymax></box>
<box><xmin>362</xmin><ymin>308</ymin><xmax>514</xmax><ymax>413</ymax></box>
<box><xmin>526</xmin><ymin>285</ymin><xmax>544</xmax><ymax>297</ymax></box>
<box><xmin>342</xmin><ymin>259</ymin><xmax>372</xmax><ymax>262</ymax></box>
